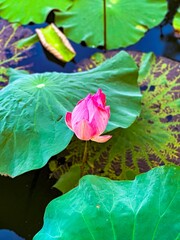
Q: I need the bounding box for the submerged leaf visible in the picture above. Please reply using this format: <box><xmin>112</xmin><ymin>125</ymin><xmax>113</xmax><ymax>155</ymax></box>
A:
<box><xmin>0</xmin><ymin>0</ymin><xmax>72</xmax><ymax>24</ymax></box>
<box><xmin>0</xmin><ymin>51</ymin><xmax>141</xmax><ymax>177</ymax></box>
<box><xmin>55</xmin><ymin>0</ymin><xmax>167</xmax><ymax>49</ymax></box>
<box><xmin>36</xmin><ymin>24</ymin><xmax>76</xmax><ymax>62</ymax></box>
<box><xmin>34</xmin><ymin>166</ymin><xmax>180</xmax><ymax>240</ymax></box>
<box><xmin>0</xmin><ymin>19</ymin><xmax>34</xmax><ymax>88</ymax></box>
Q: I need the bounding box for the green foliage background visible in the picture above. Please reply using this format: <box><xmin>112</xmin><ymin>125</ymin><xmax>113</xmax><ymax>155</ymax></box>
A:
<box><xmin>50</xmin><ymin>51</ymin><xmax>180</xmax><ymax>189</ymax></box>
<box><xmin>0</xmin><ymin>51</ymin><xmax>141</xmax><ymax>177</ymax></box>
<box><xmin>55</xmin><ymin>0</ymin><xmax>167</xmax><ymax>49</ymax></box>
<box><xmin>0</xmin><ymin>0</ymin><xmax>71</xmax><ymax>24</ymax></box>
<box><xmin>0</xmin><ymin>0</ymin><xmax>167</xmax><ymax>49</ymax></box>
<box><xmin>0</xmin><ymin>3</ymin><xmax>179</xmax><ymax>240</ymax></box>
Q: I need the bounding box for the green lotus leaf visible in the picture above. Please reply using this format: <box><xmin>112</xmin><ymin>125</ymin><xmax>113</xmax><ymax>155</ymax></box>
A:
<box><xmin>36</xmin><ymin>24</ymin><xmax>76</xmax><ymax>62</ymax></box>
<box><xmin>55</xmin><ymin>0</ymin><xmax>167</xmax><ymax>49</ymax></box>
<box><xmin>0</xmin><ymin>0</ymin><xmax>72</xmax><ymax>24</ymax></box>
<box><xmin>0</xmin><ymin>67</ymin><xmax>8</xmax><ymax>90</ymax></box>
<box><xmin>0</xmin><ymin>51</ymin><xmax>141</xmax><ymax>177</ymax></box>
<box><xmin>16</xmin><ymin>24</ymin><xmax>76</xmax><ymax>62</ymax></box>
<box><xmin>50</xmin><ymin>51</ymin><xmax>180</xmax><ymax>181</ymax></box>
<box><xmin>173</xmin><ymin>6</ymin><xmax>180</xmax><ymax>37</ymax></box>
<box><xmin>53</xmin><ymin>164</ymin><xmax>82</xmax><ymax>193</ymax></box>
<box><xmin>34</xmin><ymin>165</ymin><xmax>180</xmax><ymax>240</ymax></box>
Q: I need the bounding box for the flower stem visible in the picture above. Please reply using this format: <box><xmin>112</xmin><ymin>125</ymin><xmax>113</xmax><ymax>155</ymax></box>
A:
<box><xmin>81</xmin><ymin>141</ymin><xmax>88</xmax><ymax>176</ymax></box>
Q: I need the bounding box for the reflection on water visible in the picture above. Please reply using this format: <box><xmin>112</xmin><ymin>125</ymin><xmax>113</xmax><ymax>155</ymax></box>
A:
<box><xmin>0</xmin><ymin>166</ymin><xmax>60</xmax><ymax>240</ymax></box>
<box><xmin>0</xmin><ymin>229</ymin><xmax>24</xmax><ymax>240</ymax></box>
<box><xmin>161</xmin><ymin>26</ymin><xmax>180</xmax><ymax>61</ymax></box>
<box><xmin>126</xmin><ymin>24</ymin><xmax>180</xmax><ymax>61</ymax></box>
<box><xmin>22</xmin><ymin>20</ymin><xmax>179</xmax><ymax>75</ymax></box>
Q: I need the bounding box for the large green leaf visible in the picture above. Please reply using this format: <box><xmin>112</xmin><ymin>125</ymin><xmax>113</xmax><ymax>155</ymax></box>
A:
<box><xmin>0</xmin><ymin>51</ymin><xmax>141</xmax><ymax>177</ymax></box>
<box><xmin>0</xmin><ymin>0</ymin><xmax>72</xmax><ymax>24</ymax></box>
<box><xmin>34</xmin><ymin>165</ymin><xmax>180</xmax><ymax>240</ymax></box>
<box><xmin>50</xmin><ymin>51</ymin><xmax>180</xmax><ymax>181</ymax></box>
<box><xmin>55</xmin><ymin>0</ymin><xmax>167</xmax><ymax>49</ymax></box>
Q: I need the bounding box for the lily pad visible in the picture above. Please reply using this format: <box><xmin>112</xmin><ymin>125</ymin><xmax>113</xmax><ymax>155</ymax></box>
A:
<box><xmin>50</xmin><ymin>51</ymin><xmax>180</xmax><ymax>181</ymax></box>
<box><xmin>0</xmin><ymin>51</ymin><xmax>141</xmax><ymax>177</ymax></box>
<box><xmin>55</xmin><ymin>0</ymin><xmax>167</xmax><ymax>49</ymax></box>
<box><xmin>0</xmin><ymin>0</ymin><xmax>72</xmax><ymax>24</ymax></box>
<box><xmin>36</xmin><ymin>24</ymin><xmax>76</xmax><ymax>62</ymax></box>
<box><xmin>34</xmin><ymin>165</ymin><xmax>180</xmax><ymax>240</ymax></box>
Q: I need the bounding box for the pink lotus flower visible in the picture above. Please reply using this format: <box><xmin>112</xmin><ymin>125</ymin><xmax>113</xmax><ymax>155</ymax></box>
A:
<box><xmin>65</xmin><ymin>89</ymin><xmax>112</xmax><ymax>143</ymax></box>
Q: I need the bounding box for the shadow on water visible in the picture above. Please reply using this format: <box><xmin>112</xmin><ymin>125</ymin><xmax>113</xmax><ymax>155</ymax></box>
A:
<box><xmin>0</xmin><ymin>167</ymin><xmax>60</xmax><ymax>239</ymax></box>
<box><xmin>20</xmin><ymin>6</ymin><xmax>180</xmax><ymax>75</ymax></box>
<box><xmin>19</xmin><ymin>24</ymin><xmax>180</xmax><ymax>76</ymax></box>
<box><xmin>126</xmin><ymin>24</ymin><xmax>180</xmax><ymax>61</ymax></box>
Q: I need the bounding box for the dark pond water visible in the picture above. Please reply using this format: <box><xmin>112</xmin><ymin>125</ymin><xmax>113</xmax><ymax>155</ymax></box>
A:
<box><xmin>0</xmin><ymin>167</ymin><xmax>60</xmax><ymax>239</ymax></box>
<box><xmin>0</xmin><ymin>230</ymin><xmax>24</xmax><ymax>240</ymax></box>
<box><xmin>20</xmin><ymin>22</ymin><xmax>180</xmax><ymax>75</ymax></box>
<box><xmin>0</xmin><ymin>1</ymin><xmax>180</xmax><ymax>239</ymax></box>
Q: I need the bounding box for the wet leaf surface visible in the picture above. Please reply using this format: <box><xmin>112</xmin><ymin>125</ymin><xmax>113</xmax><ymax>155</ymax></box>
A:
<box><xmin>34</xmin><ymin>166</ymin><xmax>180</xmax><ymax>240</ymax></box>
<box><xmin>0</xmin><ymin>51</ymin><xmax>141</xmax><ymax>177</ymax></box>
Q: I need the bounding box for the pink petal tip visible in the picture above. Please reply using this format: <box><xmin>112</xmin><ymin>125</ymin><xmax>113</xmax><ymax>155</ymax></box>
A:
<box><xmin>91</xmin><ymin>135</ymin><xmax>112</xmax><ymax>143</ymax></box>
<box><xmin>65</xmin><ymin>112</ymin><xmax>73</xmax><ymax>130</ymax></box>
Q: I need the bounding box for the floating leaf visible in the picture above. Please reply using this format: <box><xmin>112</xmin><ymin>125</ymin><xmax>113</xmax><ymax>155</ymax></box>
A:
<box><xmin>173</xmin><ymin>6</ymin><xmax>180</xmax><ymax>38</ymax></box>
<box><xmin>36</xmin><ymin>24</ymin><xmax>76</xmax><ymax>62</ymax></box>
<box><xmin>55</xmin><ymin>0</ymin><xmax>167</xmax><ymax>49</ymax></box>
<box><xmin>0</xmin><ymin>0</ymin><xmax>72</xmax><ymax>24</ymax></box>
<box><xmin>0</xmin><ymin>67</ymin><xmax>8</xmax><ymax>90</ymax></box>
<box><xmin>0</xmin><ymin>19</ymin><xmax>34</xmax><ymax>88</ymax></box>
<box><xmin>34</xmin><ymin>166</ymin><xmax>180</xmax><ymax>240</ymax></box>
<box><xmin>50</xmin><ymin>51</ymin><xmax>180</xmax><ymax>181</ymax></box>
<box><xmin>0</xmin><ymin>51</ymin><xmax>141</xmax><ymax>177</ymax></box>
